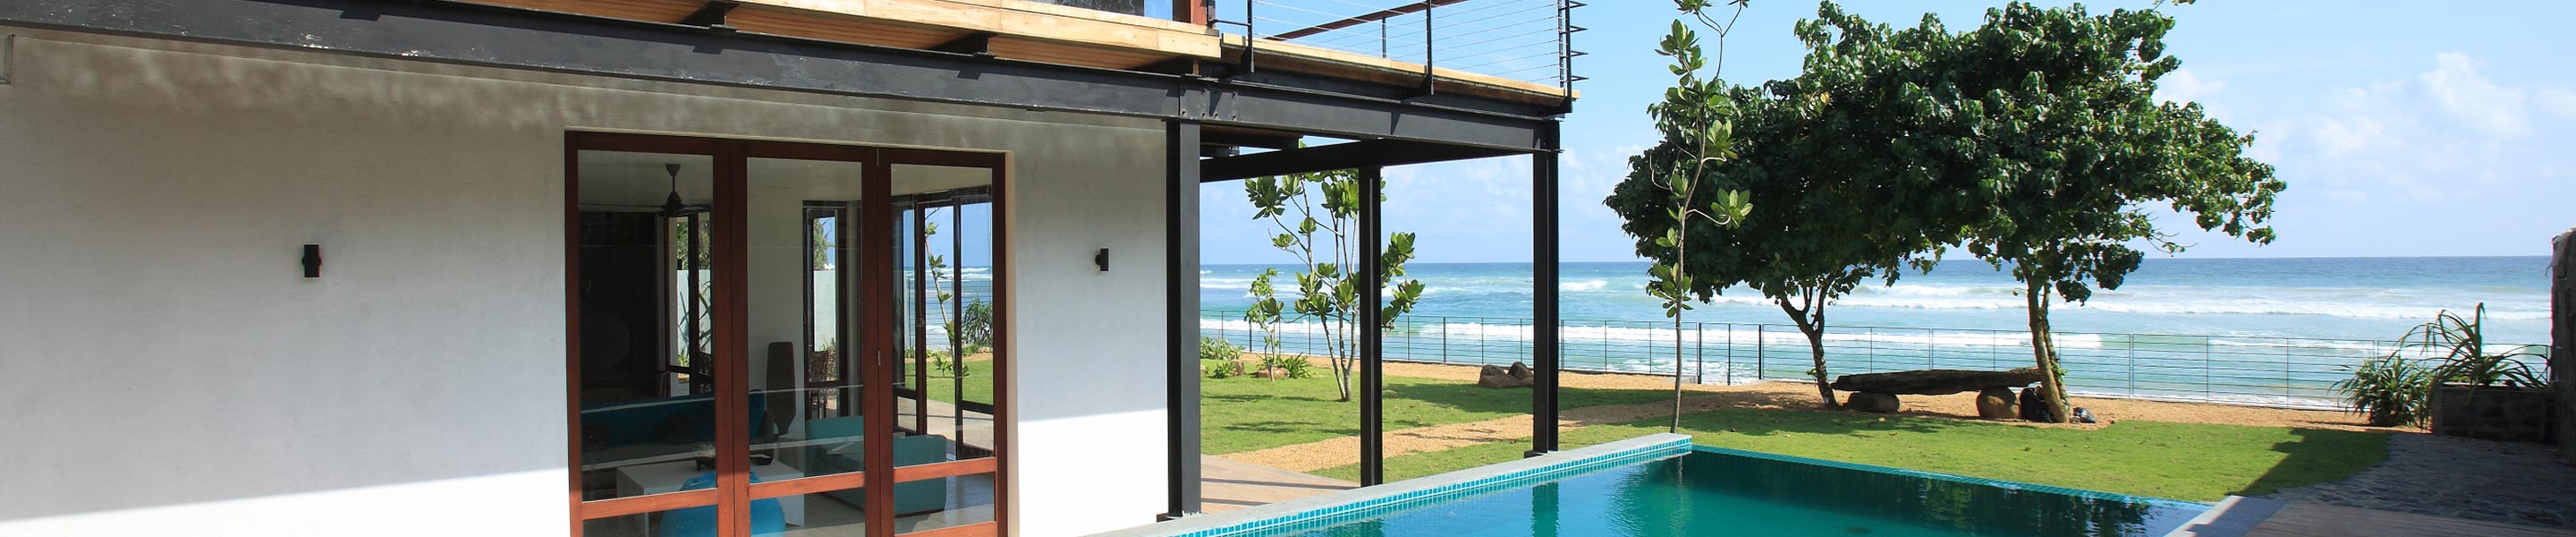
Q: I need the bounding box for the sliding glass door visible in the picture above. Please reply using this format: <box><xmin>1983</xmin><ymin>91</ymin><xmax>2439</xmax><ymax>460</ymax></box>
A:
<box><xmin>569</xmin><ymin>132</ymin><xmax>1006</xmax><ymax>537</ymax></box>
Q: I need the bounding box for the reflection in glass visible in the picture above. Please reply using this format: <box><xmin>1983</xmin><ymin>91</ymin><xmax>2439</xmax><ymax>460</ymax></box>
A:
<box><xmin>744</xmin><ymin>158</ymin><xmax>876</xmax><ymax>534</ymax></box>
<box><xmin>892</xmin><ymin>163</ymin><xmax>999</xmax><ymax>534</ymax></box>
<box><xmin>576</xmin><ymin>151</ymin><xmax>724</xmax><ymax>502</ymax></box>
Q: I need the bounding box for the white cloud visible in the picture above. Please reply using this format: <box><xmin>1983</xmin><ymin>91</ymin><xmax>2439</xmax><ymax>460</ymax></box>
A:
<box><xmin>2418</xmin><ymin>52</ymin><xmax>2531</xmax><ymax>138</ymax></box>
<box><xmin>2309</xmin><ymin>115</ymin><xmax>2385</xmax><ymax>157</ymax></box>
<box><xmin>2156</xmin><ymin>68</ymin><xmax>2227</xmax><ymax>104</ymax></box>
<box><xmin>2539</xmin><ymin>89</ymin><xmax>2576</xmax><ymax>120</ymax></box>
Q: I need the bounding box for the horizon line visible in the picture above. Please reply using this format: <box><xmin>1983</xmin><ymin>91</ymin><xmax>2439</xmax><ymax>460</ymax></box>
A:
<box><xmin>1199</xmin><ymin>254</ymin><xmax>2551</xmax><ymax>265</ymax></box>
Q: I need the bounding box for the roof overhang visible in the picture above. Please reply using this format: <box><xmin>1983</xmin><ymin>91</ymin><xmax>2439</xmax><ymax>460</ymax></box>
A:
<box><xmin>0</xmin><ymin>0</ymin><xmax>1563</xmax><ymax>153</ymax></box>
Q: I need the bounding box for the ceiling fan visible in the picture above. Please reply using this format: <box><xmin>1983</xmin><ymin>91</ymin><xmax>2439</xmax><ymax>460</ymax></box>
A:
<box><xmin>657</xmin><ymin>163</ymin><xmax>711</xmax><ymax>217</ymax></box>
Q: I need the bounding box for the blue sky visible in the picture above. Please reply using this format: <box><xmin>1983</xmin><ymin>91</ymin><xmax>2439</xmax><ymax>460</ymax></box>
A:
<box><xmin>1199</xmin><ymin>0</ymin><xmax>2576</xmax><ymax>264</ymax></box>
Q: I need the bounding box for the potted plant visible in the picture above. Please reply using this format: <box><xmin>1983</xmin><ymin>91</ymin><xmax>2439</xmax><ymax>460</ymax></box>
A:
<box><xmin>2389</xmin><ymin>304</ymin><xmax>2555</xmax><ymax>442</ymax></box>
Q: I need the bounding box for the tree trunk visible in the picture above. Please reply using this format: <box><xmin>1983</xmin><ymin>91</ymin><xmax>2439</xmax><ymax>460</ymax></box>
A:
<box><xmin>1779</xmin><ymin>298</ymin><xmax>1837</xmax><ymax>409</ymax></box>
<box><xmin>2024</xmin><ymin>282</ymin><xmax>2071</xmax><ymax>423</ymax></box>
<box><xmin>1803</xmin><ymin>324</ymin><xmax>1835</xmax><ymax>409</ymax></box>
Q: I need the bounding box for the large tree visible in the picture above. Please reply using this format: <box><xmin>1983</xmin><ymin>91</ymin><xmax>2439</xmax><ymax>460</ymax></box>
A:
<box><xmin>1608</xmin><ymin>2</ymin><xmax>1959</xmax><ymax>409</ymax></box>
<box><xmin>1792</xmin><ymin>2</ymin><xmax>2284</xmax><ymax>422</ymax></box>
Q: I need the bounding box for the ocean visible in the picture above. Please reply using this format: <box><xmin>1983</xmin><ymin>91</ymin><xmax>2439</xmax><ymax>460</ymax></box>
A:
<box><xmin>1194</xmin><ymin>257</ymin><xmax>2555</xmax><ymax>407</ymax></box>
<box><xmin>1200</xmin><ymin>257</ymin><xmax>2555</xmax><ymax>345</ymax></box>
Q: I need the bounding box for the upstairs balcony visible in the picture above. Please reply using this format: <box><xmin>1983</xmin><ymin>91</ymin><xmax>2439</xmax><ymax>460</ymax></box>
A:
<box><xmin>457</xmin><ymin>0</ymin><xmax>1581</xmax><ymax>107</ymax></box>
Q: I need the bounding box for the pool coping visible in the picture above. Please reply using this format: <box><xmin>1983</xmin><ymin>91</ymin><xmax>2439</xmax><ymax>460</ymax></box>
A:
<box><xmin>2157</xmin><ymin>496</ymin><xmax>2284</xmax><ymax>537</ymax></box>
<box><xmin>1685</xmin><ymin>444</ymin><xmax>2214</xmax><ymax>512</ymax></box>
<box><xmin>1088</xmin><ymin>433</ymin><xmax>1695</xmax><ymax>537</ymax></box>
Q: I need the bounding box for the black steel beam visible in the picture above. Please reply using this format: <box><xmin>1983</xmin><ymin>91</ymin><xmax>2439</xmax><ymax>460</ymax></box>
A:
<box><xmin>1529</xmin><ymin>120</ymin><xmax>1562</xmax><ymax>456</ymax></box>
<box><xmin>1199</xmin><ymin>140</ymin><xmax>1520</xmax><ymax>183</ymax></box>
<box><xmin>1199</xmin><ymin>126</ymin><xmax>1303</xmax><ymax>151</ymax></box>
<box><xmin>0</xmin><ymin>0</ymin><xmax>1558</xmax><ymax>151</ymax></box>
<box><xmin>1162</xmin><ymin>121</ymin><xmax>1205</xmax><ymax>520</ymax></box>
<box><xmin>1358</xmin><ymin>166</ymin><xmax>1385</xmax><ymax>487</ymax></box>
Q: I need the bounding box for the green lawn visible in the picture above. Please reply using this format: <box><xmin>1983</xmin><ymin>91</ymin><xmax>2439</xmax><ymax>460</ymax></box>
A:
<box><xmin>917</xmin><ymin>358</ymin><xmax>994</xmax><ymax>405</ymax></box>
<box><xmin>1312</xmin><ymin>407</ymin><xmax>2387</xmax><ymax>502</ymax></box>
<box><xmin>1200</xmin><ymin>373</ymin><xmax>1675</xmax><ymax>455</ymax></box>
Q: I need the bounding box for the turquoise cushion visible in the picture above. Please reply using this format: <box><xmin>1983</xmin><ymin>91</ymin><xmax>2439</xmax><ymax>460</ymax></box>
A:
<box><xmin>656</xmin><ymin>471</ymin><xmax>787</xmax><ymax>536</ymax></box>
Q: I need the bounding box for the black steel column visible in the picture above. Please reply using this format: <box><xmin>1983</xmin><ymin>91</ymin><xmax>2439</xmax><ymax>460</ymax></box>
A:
<box><xmin>1530</xmin><ymin>120</ymin><xmax>1563</xmax><ymax>456</ymax></box>
<box><xmin>1164</xmin><ymin>121</ymin><xmax>1204</xmax><ymax>520</ymax></box>
<box><xmin>1358</xmin><ymin>166</ymin><xmax>1386</xmax><ymax>487</ymax></box>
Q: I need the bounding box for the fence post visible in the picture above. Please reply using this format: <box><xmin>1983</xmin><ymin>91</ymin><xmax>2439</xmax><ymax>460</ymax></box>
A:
<box><xmin>2125</xmin><ymin>337</ymin><xmax>2137</xmax><ymax>397</ymax></box>
<box><xmin>1440</xmin><ymin>315</ymin><xmax>1450</xmax><ymax>364</ymax></box>
<box><xmin>1755</xmin><ymin>325</ymin><xmax>1766</xmax><ymax>380</ymax></box>
<box><xmin>2201</xmin><ymin>337</ymin><xmax>2213</xmax><ymax>400</ymax></box>
<box><xmin>1724</xmin><ymin>323</ymin><xmax>1735</xmax><ymax>386</ymax></box>
<box><xmin>1865</xmin><ymin>328</ymin><xmax>1877</xmax><ymax>373</ymax></box>
<box><xmin>1694</xmin><ymin>321</ymin><xmax>1706</xmax><ymax>384</ymax></box>
<box><xmin>1926</xmin><ymin>328</ymin><xmax>1937</xmax><ymax>370</ymax></box>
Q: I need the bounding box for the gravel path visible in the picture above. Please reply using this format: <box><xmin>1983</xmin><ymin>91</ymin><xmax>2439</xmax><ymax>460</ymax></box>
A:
<box><xmin>2263</xmin><ymin>432</ymin><xmax>2576</xmax><ymax>529</ymax></box>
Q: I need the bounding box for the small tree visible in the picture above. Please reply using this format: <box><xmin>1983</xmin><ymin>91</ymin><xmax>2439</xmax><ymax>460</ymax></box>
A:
<box><xmin>1244</xmin><ymin>268</ymin><xmax>1287</xmax><ymax>362</ymax></box>
<box><xmin>921</xmin><ymin>214</ymin><xmax>977</xmax><ymax>379</ymax></box>
<box><xmin>1791</xmin><ymin>2</ymin><xmax>2284</xmax><ymax>422</ymax></box>
<box><xmin>1612</xmin><ymin>0</ymin><xmax>1757</xmax><ymax>422</ymax></box>
<box><xmin>1244</xmin><ymin>169</ymin><xmax>1427</xmax><ymax>402</ymax></box>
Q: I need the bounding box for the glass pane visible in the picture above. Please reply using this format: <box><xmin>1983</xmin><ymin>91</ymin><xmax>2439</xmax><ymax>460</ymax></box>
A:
<box><xmin>891</xmin><ymin>163</ymin><xmax>997</xmax><ymax>534</ymax></box>
<box><xmin>747</xmin><ymin>158</ymin><xmax>872</xmax><ymax>493</ymax></box>
<box><xmin>576</xmin><ymin>150</ymin><xmax>722</xmax><ymax>502</ymax></box>
<box><xmin>580</xmin><ymin>495</ymin><xmax>796</xmax><ymax>536</ymax></box>
<box><xmin>892</xmin><ymin>164</ymin><xmax>996</xmax><ymax>465</ymax></box>
<box><xmin>894</xmin><ymin>472</ymin><xmax>998</xmax><ymax>533</ymax></box>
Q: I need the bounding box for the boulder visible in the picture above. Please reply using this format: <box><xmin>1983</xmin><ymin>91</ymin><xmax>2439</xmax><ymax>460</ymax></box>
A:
<box><xmin>1478</xmin><ymin>364</ymin><xmax>1531</xmax><ymax>388</ymax></box>
<box><xmin>1975</xmin><ymin>387</ymin><xmax>2018</xmax><ymax>419</ymax></box>
<box><xmin>1250</xmin><ymin>366</ymin><xmax>1290</xmax><ymax>379</ymax></box>
<box><xmin>1506</xmin><ymin>362</ymin><xmax>1534</xmax><ymax>382</ymax></box>
<box><xmin>1828</xmin><ymin>368</ymin><xmax>2045</xmax><ymax>396</ymax></box>
<box><xmin>2017</xmin><ymin>388</ymin><xmax>2059</xmax><ymax>422</ymax></box>
<box><xmin>1845</xmin><ymin>392</ymin><xmax>1901</xmax><ymax>413</ymax></box>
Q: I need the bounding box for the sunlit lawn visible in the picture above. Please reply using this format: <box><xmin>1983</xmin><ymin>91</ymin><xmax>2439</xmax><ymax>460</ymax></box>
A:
<box><xmin>1199</xmin><ymin>373</ymin><xmax>1675</xmax><ymax>455</ymax></box>
<box><xmin>1309</xmin><ymin>405</ymin><xmax>2386</xmax><ymax>502</ymax></box>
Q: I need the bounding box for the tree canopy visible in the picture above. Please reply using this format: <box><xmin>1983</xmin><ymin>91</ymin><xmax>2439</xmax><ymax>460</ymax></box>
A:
<box><xmin>1791</xmin><ymin>2</ymin><xmax>2284</xmax><ymax>420</ymax></box>
<box><xmin>1606</xmin><ymin>1</ymin><xmax>2283</xmax><ymax>418</ymax></box>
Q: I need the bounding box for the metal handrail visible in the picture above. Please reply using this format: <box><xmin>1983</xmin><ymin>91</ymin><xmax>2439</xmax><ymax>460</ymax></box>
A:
<box><xmin>1221</xmin><ymin>0</ymin><xmax>1581</xmax><ymax>90</ymax></box>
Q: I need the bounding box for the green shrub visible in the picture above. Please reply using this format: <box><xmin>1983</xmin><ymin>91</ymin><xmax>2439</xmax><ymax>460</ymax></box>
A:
<box><xmin>1264</xmin><ymin>355</ymin><xmax>1316</xmax><ymax>379</ymax></box>
<box><xmin>1199</xmin><ymin>337</ymin><xmax>1244</xmax><ymax>362</ymax></box>
<box><xmin>2336</xmin><ymin>357</ymin><xmax>2431</xmax><ymax>427</ymax></box>
<box><xmin>1205</xmin><ymin>359</ymin><xmax>1243</xmax><ymax>379</ymax></box>
<box><xmin>2337</xmin><ymin>303</ymin><xmax>2554</xmax><ymax>427</ymax></box>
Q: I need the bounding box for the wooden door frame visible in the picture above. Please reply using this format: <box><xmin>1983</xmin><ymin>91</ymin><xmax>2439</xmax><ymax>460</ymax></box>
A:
<box><xmin>565</xmin><ymin>132</ymin><xmax>1011</xmax><ymax>537</ymax></box>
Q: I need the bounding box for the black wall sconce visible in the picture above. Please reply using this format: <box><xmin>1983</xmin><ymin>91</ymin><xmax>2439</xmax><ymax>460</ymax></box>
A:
<box><xmin>301</xmin><ymin>244</ymin><xmax>323</xmax><ymax>278</ymax></box>
<box><xmin>1094</xmin><ymin>248</ymin><xmax>1109</xmax><ymax>272</ymax></box>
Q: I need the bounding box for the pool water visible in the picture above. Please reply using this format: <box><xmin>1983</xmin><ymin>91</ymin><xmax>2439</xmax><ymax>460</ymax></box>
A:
<box><xmin>1289</xmin><ymin>448</ymin><xmax>2207</xmax><ymax>537</ymax></box>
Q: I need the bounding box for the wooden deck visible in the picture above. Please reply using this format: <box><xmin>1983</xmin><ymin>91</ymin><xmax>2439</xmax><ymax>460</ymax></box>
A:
<box><xmin>1199</xmin><ymin>456</ymin><xmax>1356</xmax><ymax>513</ymax></box>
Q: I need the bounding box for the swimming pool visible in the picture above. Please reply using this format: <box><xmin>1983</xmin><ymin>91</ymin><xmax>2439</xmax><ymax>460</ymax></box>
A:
<box><xmin>1111</xmin><ymin>435</ymin><xmax>2210</xmax><ymax>537</ymax></box>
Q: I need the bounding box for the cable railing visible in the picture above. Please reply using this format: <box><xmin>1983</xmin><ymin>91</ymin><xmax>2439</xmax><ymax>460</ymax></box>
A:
<box><xmin>1211</xmin><ymin>0</ymin><xmax>1585</xmax><ymax>90</ymax></box>
<box><xmin>1198</xmin><ymin>309</ymin><xmax>2556</xmax><ymax>410</ymax></box>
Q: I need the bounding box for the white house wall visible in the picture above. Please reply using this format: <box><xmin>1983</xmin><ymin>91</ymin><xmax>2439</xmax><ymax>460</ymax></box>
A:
<box><xmin>0</xmin><ymin>28</ymin><xmax>1171</xmax><ymax>537</ymax></box>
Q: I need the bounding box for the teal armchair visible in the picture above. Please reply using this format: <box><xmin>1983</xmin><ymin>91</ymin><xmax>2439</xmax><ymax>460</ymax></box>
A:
<box><xmin>799</xmin><ymin>416</ymin><xmax>955</xmax><ymax>516</ymax></box>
